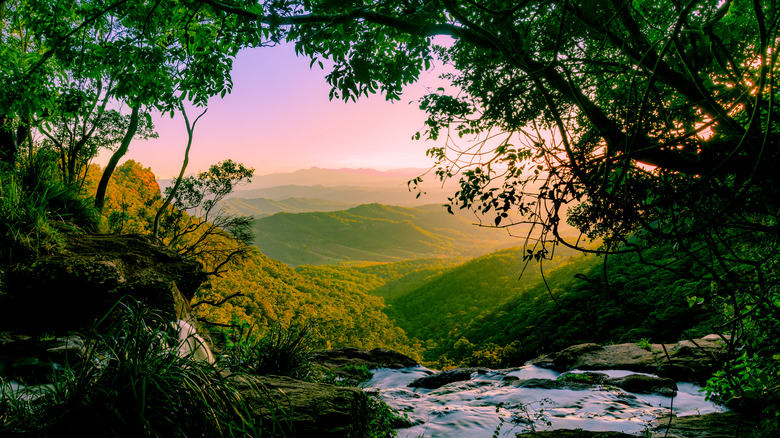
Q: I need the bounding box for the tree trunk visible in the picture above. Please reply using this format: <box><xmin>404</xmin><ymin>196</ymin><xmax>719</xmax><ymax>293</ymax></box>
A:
<box><xmin>0</xmin><ymin>117</ymin><xmax>27</xmax><ymax>171</ymax></box>
<box><xmin>152</xmin><ymin>106</ymin><xmax>207</xmax><ymax>237</ymax></box>
<box><xmin>94</xmin><ymin>105</ymin><xmax>139</xmax><ymax>212</ymax></box>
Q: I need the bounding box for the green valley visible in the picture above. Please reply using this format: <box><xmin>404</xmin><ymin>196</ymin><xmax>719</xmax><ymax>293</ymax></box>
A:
<box><xmin>249</xmin><ymin>203</ymin><xmax>519</xmax><ymax>266</ymax></box>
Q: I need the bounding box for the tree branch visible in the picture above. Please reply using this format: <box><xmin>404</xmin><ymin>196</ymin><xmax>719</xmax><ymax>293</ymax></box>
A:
<box><xmin>192</xmin><ymin>291</ymin><xmax>244</xmax><ymax>309</ymax></box>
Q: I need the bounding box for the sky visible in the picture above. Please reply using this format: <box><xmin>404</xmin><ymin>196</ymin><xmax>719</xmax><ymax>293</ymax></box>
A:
<box><xmin>105</xmin><ymin>42</ymin><xmax>451</xmax><ymax>179</ymax></box>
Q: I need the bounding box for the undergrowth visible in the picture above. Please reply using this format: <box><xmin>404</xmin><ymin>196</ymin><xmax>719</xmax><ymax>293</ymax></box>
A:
<box><xmin>0</xmin><ymin>300</ymin><xmax>263</xmax><ymax>437</ymax></box>
<box><xmin>216</xmin><ymin>321</ymin><xmax>314</xmax><ymax>379</ymax></box>
<box><xmin>0</xmin><ymin>150</ymin><xmax>99</xmax><ymax>263</ymax></box>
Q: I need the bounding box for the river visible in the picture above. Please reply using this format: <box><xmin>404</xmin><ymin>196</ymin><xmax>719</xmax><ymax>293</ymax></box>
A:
<box><xmin>365</xmin><ymin>365</ymin><xmax>726</xmax><ymax>438</ymax></box>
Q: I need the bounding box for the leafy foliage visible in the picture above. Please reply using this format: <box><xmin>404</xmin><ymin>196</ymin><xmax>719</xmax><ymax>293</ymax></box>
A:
<box><xmin>365</xmin><ymin>396</ymin><xmax>402</xmax><ymax>438</ymax></box>
<box><xmin>156</xmin><ymin>159</ymin><xmax>255</xmax><ymax>276</ymax></box>
<box><xmin>349</xmin><ymin>244</ymin><xmax>719</xmax><ymax>368</ymax></box>
<box><xmin>195</xmin><ymin>248</ymin><xmax>422</xmax><ymax>359</ymax></box>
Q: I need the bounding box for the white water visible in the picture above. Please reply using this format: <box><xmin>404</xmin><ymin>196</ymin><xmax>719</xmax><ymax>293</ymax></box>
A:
<box><xmin>365</xmin><ymin>365</ymin><xmax>726</xmax><ymax>438</ymax></box>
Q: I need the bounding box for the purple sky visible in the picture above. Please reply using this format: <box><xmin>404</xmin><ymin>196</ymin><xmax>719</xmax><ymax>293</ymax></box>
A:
<box><xmin>108</xmin><ymin>43</ymin><xmax>450</xmax><ymax>179</ymax></box>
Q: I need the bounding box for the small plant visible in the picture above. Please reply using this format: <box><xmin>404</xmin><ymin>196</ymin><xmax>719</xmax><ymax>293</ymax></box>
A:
<box><xmin>637</xmin><ymin>338</ymin><xmax>653</xmax><ymax>351</ymax></box>
<box><xmin>366</xmin><ymin>395</ymin><xmax>404</xmax><ymax>438</ymax></box>
<box><xmin>341</xmin><ymin>364</ymin><xmax>374</xmax><ymax>383</ymax></box>
<box><xmin>556</xmin><ymin>372</ymin><xmax>595</xmax><ymax>384</ymax></box>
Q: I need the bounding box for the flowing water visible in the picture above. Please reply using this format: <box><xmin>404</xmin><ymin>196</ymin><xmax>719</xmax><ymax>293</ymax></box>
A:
<box><xmin>365</xmin><ymin>365</ymin><xmax>726</xmax><ymax>438</ymax></box>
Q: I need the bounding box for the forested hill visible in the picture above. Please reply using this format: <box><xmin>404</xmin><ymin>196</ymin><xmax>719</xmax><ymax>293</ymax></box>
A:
<box><xmin>336</xmin><ymin>244</ymin><xmax>720</xmax><ymax>368</ymax></box>
<box><xmin>222</xmin><ymin>197</ymin><xmax>355</xmax><ymax>218</ymax></box>
<box><xmin>250</xmin><ymin>203</ymin><xmax>520</xmax><ymax>266</ymax></box>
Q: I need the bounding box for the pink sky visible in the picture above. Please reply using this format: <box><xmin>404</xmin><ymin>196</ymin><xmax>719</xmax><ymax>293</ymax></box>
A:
<box><xmin>110</xmin><ymin>43</ymin><xmax>450</xmax><ymax>179</ymax></box>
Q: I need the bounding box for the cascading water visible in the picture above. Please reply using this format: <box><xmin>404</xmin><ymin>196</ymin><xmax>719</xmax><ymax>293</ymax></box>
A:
<box><xmin>365</xmin><ymin>365</ymin><xmax>726</xmax><ymax>437</ymax></box>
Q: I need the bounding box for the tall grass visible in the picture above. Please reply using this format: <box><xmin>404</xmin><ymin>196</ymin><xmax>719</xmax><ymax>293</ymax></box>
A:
<box><xmin>218</xmin><ymin>323</ymin><xmax>314</xmax><ymax>380</ymax></box>
<box><xmin>0</xmin><ymin>149</ymin><xmax>99</xmax><ymax>263</ymax></box>
<box><xmin>0</xmin><ymin>301</ymin><xmax>263</xmax><ymax>437</ymax></box>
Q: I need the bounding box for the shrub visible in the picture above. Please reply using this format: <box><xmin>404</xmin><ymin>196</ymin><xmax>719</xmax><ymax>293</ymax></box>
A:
<box><xmin>220</xmin><ymin>322</ymin><xmax>314</xmax><ymax>379</ymax></box>
<box><xmin>366</xmin><ymin>396</ymin><xmax>402</xmax><ymax>438</ymax></box>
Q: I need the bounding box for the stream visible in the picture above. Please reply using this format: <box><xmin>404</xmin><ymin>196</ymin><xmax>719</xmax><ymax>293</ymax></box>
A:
<box><xmin>365</xmin><ymin>365</ymin><xmax>726</xmax><ymax>438</ymax></box>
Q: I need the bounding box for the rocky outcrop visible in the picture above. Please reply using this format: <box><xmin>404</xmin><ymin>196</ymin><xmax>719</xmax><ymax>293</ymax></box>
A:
<box><xmin>234</xmin><ymin>374</ymin><xmax>368</xmax><ymax>438</ymax></box>
<box><xmin>508</xmin><ymin>377</ymin><xmax>593</xmax><ymax>391</ymax></box>
<box><xmin>651</xmin><ymin>412</ymin><xmax>754</xmax><ymax>437</ymax></box>
<box><xmin>0</xmin><ymin>233</ymin><xmax>213</xmax><ymax>382</ymax></box>
<box><xmin>504</xmin><ymin>373</ymin><xmax>677</xmax><ymax>396</ymax></box>
<box><xmin>529</xmin><ymin>335</ymin><xmax>728</xmax><ymax>383</ymax></box>
<box><xmin>0</xmin><ymin>233</ymin><xmax>207</xmax><ymax>333</ymax></box>
<box><xmin>312</xmin><ymin>347</ymin><xmax>418</xmax><ymax>370</ymax></box>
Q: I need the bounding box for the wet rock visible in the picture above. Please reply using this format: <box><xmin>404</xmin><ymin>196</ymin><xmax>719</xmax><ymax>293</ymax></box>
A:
<box><xmin>605</xmin><ymin>374</ymin><xmax>678</xmax><ymax>397</ymax></box>
<box><xmin>530</xmin><ymin>336</ymin><xmax>728</xmax><ymax>383</ymax></box>
<box><xmin>523</xmin><ymin>431</ymin><xmax>636</xmax><ymax>438</ymax></box>
<box><xmin>408</xmin><ymin>368</ymin><xmax>477</xmax><ymax>389</ymax></box>
<box><xmin>508</xmin><ymin>377</ymin><xmax>593</xmax><ymax>391</ymax></box>
<box><xmin>651</xmin><ymin>412</ymin><xmax>754</xmax><ymax>437</ymax></box>
<box><xmin>233</xmin><ymin>374</ymin><xmax>368</xmax><ymax>438</ymax></box>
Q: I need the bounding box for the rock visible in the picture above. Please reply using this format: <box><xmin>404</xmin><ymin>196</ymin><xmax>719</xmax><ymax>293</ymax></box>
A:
<box><xmin>311</xmin><ymin>347</ymin><xmax>418</xmax><ymax>370</ymax></box>
<box><xmin>605</xmin><ymin>374</ymin><xmax>678</xmax><ymax>396</ymax></box>
<box><xmin>508</xmin><ymin>377</ymin><xmax>593</xmax><ymax>391</ymax></box>
<box><xmin>0</xmin><ymin>233</ymin><xmax>207</xmax><ymax>334</ymax></box>
<box><xmin>529</xmin><ymin>336</ymin><xmax>728</xmax><ymax>383</ymax></box>
<box><xmin>0</xmin><ymin>334</ymin><xmax>86</xmax><ymax>384</ymax></box>
<box><xmin>408</xmin><ymin>368</ymin><xmax>478</xmax><ymax>389</ymax></box>
<box><xmin>651</xmin><ymin>412</ymin><xmax>754</xmax><ymax>437</ymax></box>
<box><xmin>233</xmin><ymin>374</ymin><xmax>368</xmax><ymax>438</ymax></box>
<box><xmin>522</xmin><ymin>431</ymin><xmax>636</xmax><ymax>438</ymax></box>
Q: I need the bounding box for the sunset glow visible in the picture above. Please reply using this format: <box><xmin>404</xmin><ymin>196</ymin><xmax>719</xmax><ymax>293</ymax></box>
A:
<box><xmin>106</xmin><ymin>44</ymin><xmax>450</xmax><ymax>179</ymax></box>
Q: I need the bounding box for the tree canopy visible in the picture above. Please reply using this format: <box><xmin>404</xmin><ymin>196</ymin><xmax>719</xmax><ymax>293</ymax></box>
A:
<box><xmin>206</xmin><ymin>0</ymin><xmax>780</xmax><ymax>423</ymax></box>
<box><xmin>4</xmin><ymin>0</ymin><xmax>780</xmax><ymax>427</ymax></box>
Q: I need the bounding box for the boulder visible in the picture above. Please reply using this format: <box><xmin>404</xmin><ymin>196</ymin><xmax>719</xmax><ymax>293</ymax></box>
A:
<box><xmin>529</xmin><ymin>336</ymin><xmax>728</xmax><ymax>383</ymax></box>
<box><xmin>0</xmin><ymin>233</ymin><xmax>207</xmax><ymax>334</ymax></box>
<box><xmin>605</xmin><ymin>374</ymin><xmax>678</xmax><ymax>397</ymax></box>
<box><xmin>408</xmin><ymin>368</ymin><xmax>479</xmax><ymax>389</ymax></box>
<box><xmin>233</xmin><ymin>374</ymin><xmax>368</xmax><ymax>438</ymax></box>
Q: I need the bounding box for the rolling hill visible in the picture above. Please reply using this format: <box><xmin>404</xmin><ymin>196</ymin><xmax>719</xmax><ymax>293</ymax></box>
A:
<box><xmin>222</xmin><ymin>197</ymin><xmax>355</xmax><ymax>218</ymax></box>
<box><xmin>250</xmin><ymin>203</ymin><xmax>522</xmax><ymax>266</ymax></box>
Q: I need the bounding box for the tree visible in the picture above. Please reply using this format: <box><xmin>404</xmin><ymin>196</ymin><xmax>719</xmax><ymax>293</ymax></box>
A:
<box><xmin>1</xmin><ymin>0</ymin><xmax>268</xmax><ymax>205</ymax></box>
<box><xmin>204</xmin><ymin>0</ymin><xmax>779</xmax><ymax>425</ymax></box>
<box><xmin>156</xmin><ymin>159</ymin><xmax>255</xmax><ymax>276</ymax></box>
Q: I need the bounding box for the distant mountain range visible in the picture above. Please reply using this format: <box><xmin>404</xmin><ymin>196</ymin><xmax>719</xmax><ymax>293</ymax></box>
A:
<box><xmin>249</xmin><ymin>203</ymin><xmax>522</xmax><ymax>266</ymax></box>
<box><xmin>234</xmin><ymin>167</ymin><xmax>432</xmax><ymax>189</ymax></box>
<box><xmin>221</xmin><ymin>197</ymin><xmax>355</xmax><ymax>218</ymax></box>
